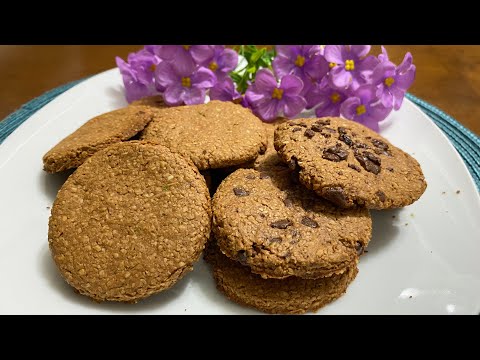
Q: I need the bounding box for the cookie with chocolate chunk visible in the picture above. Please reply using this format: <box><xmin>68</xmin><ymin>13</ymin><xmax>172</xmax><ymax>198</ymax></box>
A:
<box><xmin>43</xmin><ymin>106</ymin><xmax>158</xmax><ymax>173</ymax></box>
<box><xmin>204</xmin><ymin>240</ymin><xmax>358</xmax><ymax>314</ymax></box>
<box><xmin>140</xmin><ymin>100</ymin><xmax>267</xmax><ymax>170</ymax></box>
<box><xmin>48</xmin><ymin>142</ymin><xmax>211</xmax><ymax>302</ymax></box>
<box><xmin>212</xmin><ymin>168</ymin><xmax>371</xmax><ymax>279</ymax></box>
<box><xmin>274</xmin><ymin>117</ymin><xmax>427</xmax><ymax>209</ymax></box>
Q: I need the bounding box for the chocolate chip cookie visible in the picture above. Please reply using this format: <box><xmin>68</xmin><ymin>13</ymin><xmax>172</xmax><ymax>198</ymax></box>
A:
<box><xmin>43</xmin><ymin>106</ymin><xmax>158</xmax><ymax>173</ymax></box>
<box><xmin>205</xmin><ymin>240</ymin><xmax>358</xmax><ymax>314</ymax></box>
<box><xmin>253</xmin><ymin>118</ymin><xmax>289</xmax><ymax>171</ymax></box>
<box><xmin>48</xmin><ymin>141</ymin><xmax>211</xmax><ymax>302</ymax></box>
<box><xmin>274</xmin><ymin>117</ymin><xmax>427</xmax><ymax>209</ymax></box>
<box><xmin>140</xmin><ymin>100</ymin><xmax>267</xmax><ymax>170</ymax></box>
<box><xmin>212</xmin><ymin>168</ymin><xmax>372</xmax><ymax>279</ymax></box>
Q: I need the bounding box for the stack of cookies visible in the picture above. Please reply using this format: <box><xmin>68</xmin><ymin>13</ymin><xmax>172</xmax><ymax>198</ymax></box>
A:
<box><xmin>44</xmin><ymin>98</ymin><xmax>426</xmax><ymax>313</ymax></box>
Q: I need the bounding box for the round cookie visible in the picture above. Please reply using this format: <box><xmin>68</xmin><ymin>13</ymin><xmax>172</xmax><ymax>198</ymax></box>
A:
<box><xmin>274</xmin><ymin>117</ymin><xmax>427</xmax><ymax>209</ymax></box>
<box><xmin>204</xmin><ymin>240</ymin><xmax>358</xmax><ymax>314</ymax></box>
<box><xmin>140</xmin><ymin>100</ymin><xmax>267</xmax><ymax>170</ymax></box>
<box><xmin>212</xmin><ymin>168</ymin><xmax>372</xmax><ymax>279</ymax></box>
<box><xmin>43</xmin><ymin>106</ymin><xmax>158</xmax><ymax>173</ymax></box>
<box><xmin>253</xmin><ymin>118</ymin><xmax>289</xmax><ymax>171</ymax></box>
<box><xmin>48</xmin><ymin>141</ymin><xmax>211</xmax><ymax>302</ymax></box>
<box><xmin>130</xmin><ymin>95</ymin><xmax>167</xmax><ymax>109</ymax></box>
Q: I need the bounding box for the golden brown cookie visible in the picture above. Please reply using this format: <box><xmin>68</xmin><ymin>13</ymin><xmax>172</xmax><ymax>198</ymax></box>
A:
<box><xmin>212</xmin><ymin>168</ymin><xmax>371</xmax><ymax>279</ymax></box>
<box><xmin>130</xmin><ymin>95</ymin><xmax>167</xmax><ymax>109</ymax></box>
<box><xmin>274</xmin><ymin>117</ymin><xmax>427</xmax><ymax>209</ymax></box>
<box><xmin>205</xmin><ymin>240</ymin><xmax>358</xmax><ymax>314</ymax></box>
<box><xmin>43</xmin><ymin>106</ymin><xmax>158</xmax><ymax>173</ymax></box>
<box><xmin>140</xmin><ymin>100</ymin><xmax>267</xmax><ymax>170</ymax></box>
<box><xmin>253</xmin><ymin>118</ymin><xmax>289</xmax><ymax>171</ymax></box>
<box><xmin>48</xmin><ymin>142</ymin><xmax>211</xmax><ymax>302</ymax></box>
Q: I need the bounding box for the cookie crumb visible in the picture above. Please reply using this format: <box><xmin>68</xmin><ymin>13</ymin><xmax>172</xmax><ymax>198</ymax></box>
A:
<box><xmin>409</xmin><ymin>295</ymin><xmax>413</xmax><ymax>299</ymax></box>
<box><xmin>456</xmin><ymin>190</ymin><xmax>460</xmax><ymax>194</ymax></box>
<box><xmin>405</xmin><ymin>223</ymin><xmax>408</xmax><ymax>226</ymax></box>
<box><xmin>442</xmin><ymin>191</ymin><xmax>446</xmax><ymax>195</ymax></box>
<box><xmin>46</xmin><ymin>206</ymin><xmax>50</xmax><ymax>210</ymax></box>
<box><xmin>410</xmin><ymin>213</ymin><xmax>415</xmax><ymax>218</ymax></box>
<box><xmin>392</xmin><ymin>215</ymin><xmax>396</xmax><ymax>219</ymax></box>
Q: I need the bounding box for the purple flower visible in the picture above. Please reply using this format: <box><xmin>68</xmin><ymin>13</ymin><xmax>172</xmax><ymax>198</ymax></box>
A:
<box><xmin>245</xmin><ymin>69</ymin><xmax>306</xmax><ymax>122</ymax></box>
<box><xmin>273</xmin><ymin>45</ymin><xmax>326</xmax><ymax>81</ymax></box>
<box><xmin>155</xmin><ymin>58</ymin><xmax>216</xmax><ymax>106</ymax></box>
<box><xmin>305</xmin><ymin>78</ymin><xmax>349</xmax><ymax>117</ymax></box>
<box><xmin>155</xmin><ymin>45</ymin><xmax>214</xmax><ymax>68</ymax></box>
<box><xmin>116</xmin><ymin>48</ymin><xmax>162</xmax><ymax>103</ymax></box>
<box><xmin>372</xmin><ymin>51</ymin><xmax>416</xmax><ymax>110</ymax></box>
<box><xmin>340</xmin><ymin>85</ymin><xmax>392</xmax><ymax>132</ymax></box>
<box><xmin>324</xmin><ymin>45</ymin><xmax>379</xmax><ymax>91</ymax></box>
<box><xmin>209</xmin><ymin>77</ymin><xmax>242</xmax><ymax>103</ymax></box>
<box><xmin>201</xmin><ymin>45</ymin><xmax>238</xmax><ymax>80</ymax></box>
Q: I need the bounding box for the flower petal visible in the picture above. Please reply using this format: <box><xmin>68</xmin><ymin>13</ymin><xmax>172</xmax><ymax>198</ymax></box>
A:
<box><xmin>397</xmin><ymin>52</ymin><xmax>413</xmax><ymax>74</ymax></box>
<box><xmin>315</xmin><ymin>102</ymin><xmax>341</xmax><ymax>117</ymax></box>
<box><xmin>155</xmin><ymin>61</ymin><xmax>180</xmax><ymax>87</ymax></box>
<box><xmin>173</xmin><ymin>54</ymin><xmax>196</xmax><ymax>77</ymax></box>
<box><xmin>366</xmin><ymin>103</ymin><xmax>392</xmax><ymax>123</ymax></box>
<box><xmin>371</xmin><ymin>61</ymin><xmax>396</xmax><ymax>84</ymax></box>
<box><xmin>340</xmin><ymin>97</ymin><xmax>361</xmax><ymax>120</ymax></box>
<box><xmin>191</xmin><ymin>67</ymin><xmax>217</xmax><ymax>88</ymax></box>
<box><xmin>378</xmin><ymin>46</ymin><xmax>389</xmax><ymax>62</ymax></box>
<box><xmin>252</xmin><ymin>69</ymin><xmax>278</xmax><ymax>94</ymax></box>
<box><xmin>275</xmin><ymin>45</ymin><xmax>298</xmax><ymax>59</ymax></box>
<box><xmin>217</xmin><ymin>48</ymin><xmax>238</xmax><ymax>73</ymax></box>
<box><xmin>155</xmin><ymin>45</ymin><xmax>180</xmax><ymax>61</ymax></box>
<box><xmin>210</xmin><ymin>77</ymin><xmax>241</xmax><ymax>101</ymax></box>
<box><xmin>183</xmin><ymin>87</ymin><xmax>206</xmax><ymax>105</ymax></box>
<box><xmin>304</xmin><ymin>54</ymin><xmax>329</xmax><ymax>81</ymax></box>
<box><xmin>283</xmin><ymin>95</ymin><xmax>307</xmax><ymax>118</ymax></box>
<box><xmin>324</xmin><ymin>45</ymin><xmax>347</xmax><ymax>64</ymax></box>
<box><xmin>351</xmin><ymin>45</ymin><xmax>371</xmax><ymax>58</ymax></box>
<box><xmin>253</xmin><ymin>99</ymin><xmax>280</xmax><ymax>122</ymax></box>
<box><xmin>395</xmin><ymin>65</ymin><xmax>416</xmax><ymax>91</ymax></box>
<box><xmin>355</xmin><ymin>84</ymin><xmax>378</xmax><ymax>104</ymax></box>
<box><xmin>163</xmin><ymin>84</ymin><xmax>185</xmax><ymax>106</ymax></box>
<box><xmin>280</xmin><ymin>74</ymin><xmax>304</xmax><ymax>95</ymax></box>
<box><xmin>190</xmin><ymin>45</ymin><xmax>215</xmax><ymax>64</ymax></box>
<box><xmin>391</xmin><ymin>87</ymin><xmax>406</xmax><ymax>110</ymax></box>
<box><xmin>273</xmin><ymin>55</ymin><xmax>294</xmax><ymax>78</ymax></box>
<box><xmin>329</xmin><ymin>67</ymin><xmax>352</xmax><ymax>89</ymax></box>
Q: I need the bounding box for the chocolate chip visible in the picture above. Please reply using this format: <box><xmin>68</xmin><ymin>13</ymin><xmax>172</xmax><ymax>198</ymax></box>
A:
<box><xmin>338</xmin><ymin>126</ymin><xmax>347</xmax><ymax>134</ymax></box>
<box><xmin>323</xmin><ymin>187</ymin><xmax>349</xmax><ymax>208</ymax></box>
<box><xmin>372</xmin><ymin>138</ymin><xmax>389</xmax><ymax>150</ymax></box>
<box><xmin>269</xmin><ymin>237</ymin><xmax>283</xmax><ymax>243</ymax></box>
<box><xmin>233</xmin><ymin>187</ymin><xmax>249</xmax><ymax>196</ymax></box>
<box><xmin>376</xmin><ymin>190</ymin><xmax>386</xmax><ymax>202</ymax></box>
<box><xmin>301</xmin><ymin>216</ymin><xmax>318</xmax><ymax>228</ymax></box>
<box><xmin>304</xmin><ymin>129</ymin><xmax>315</xmax><ymax>138</ymax></box>
<box><xmin>323</xmin><ymin>127</ymin><xmax>336</xmax><ymax>133</ymax></box>
<box><xmin>311</xmin><ymin>123</ymin><xmax>323</xmax><ymax>132</ymax></box>
<box><xmin>321</xmin><ymin>133</ymin><xmax>331</xmax><ymax>138</ymax></box>
<box><xmin>288</xmin><ymin>156</ymin><xmax>298</xmax><ymax>170</ymax></box>
<box><xmin>386</xmin><ymin>167</ymin><xmax>394</xmax><ymax>172</ymax></box>
<box><xmin>288</xmin><ymin>121</ymin><xmax>296</xmax><ymax>126</ymax></box>
<box><xmin>270</xmin><ymin>219</ymin><xmax>293</xmax><ymax>229</ymax></box>
<box><xmin>356</xmin><ymin>242</ymin><xmax>364</xmax><ymax>256</ymax></box>
<box><xmin>283</xmin><ymin>198</ymin><xmax>294</xmax><ymax>208</ymax></box>
<box><xmin>354</xmin><ymin>142</ymin><xmax>369</xmax><ymax>149</ymax></box>
<box><xmin>348</xmin><ymin>163</ymin><xmax>361</xmax><ymax>172</ymax></box>
<box><xmin>354</xmin><ymin>150</ymin><xmax>381</xmax><ymax>174</ymax></box>
<box><xmin>291</xmin><ymin>229</ymin><xmax>300</xmax><ymax>237</ymax></box>
<box><xmin>315</xmin><ymin>119</ymin><xmax>331</xmax><ymax>126</ymax></box>
<box><xmin>292</xmin><ymin>127</ymin><xmax>302</xmax><ymax>132</ymax></box>
<box><xmin>237</xmin><ymin>250</ymin><xmax>247</xmax><ymax>265</ymax></box>
<box><xmin>202</xmin><ymin>149</ymin><xmax>207</xmax><ymax>154</ymax></box>
<box><xmin>322</xmin><ymin>144</ymin><xmax>349</xmax><ymax>162</ymax></box>
<box><xmin>259</xmin><ymin>172</ymin><xmax>270</xmax><ymax>179</ymax></box>
<box><xmin>351</xmin><ymin>132</ymin><xmax>357</xmax><ymax>137</ymax></box>
<box><xmin>339</xmin><ymin>133</ymin><xmax>353</xmax><ymax>146</ymax></box>
<box><xmin>374</xmin><ymin>148</ymin><xmax>390</xmax><ymax>156</ymax></box>
<box><xmin>298</xmin><ymin>122</ymin><xmax>308</xmax><ymax>127</ymax></box>
<box><xmin>259</xmin><ymin>145</ymin><xmax>267</xmax><ymax>154</ymax></box>
<box><xmin>246</xmin><ymin>174</ymin><xmax>256</xmax><ymax>180</ymax></box>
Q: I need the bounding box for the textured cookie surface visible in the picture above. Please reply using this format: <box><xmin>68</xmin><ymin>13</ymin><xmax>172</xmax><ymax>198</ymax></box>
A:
<box><xmin>274</xmin><ymin>117</ymin><xmax>427</xmax><ymax>209</ymax></box>
<box><xmin>130</xmin><ymin>95</ymin><xmax>167</xmax><ymax>109</ymax></box>
<box><xmin>48</xmin><ymin>142</ymin><xmax>211</xmax><ymax>302</ymax></box>
<box><xmin>213</xmin><ymin>168</ymin><xmax>371</xmax><ymax>279</ymax></box>
<box><xmin>140</xmin><ymin>100</ymin><xmax>267</xmax><ymax>170</ymax></box>
<box><xmin>43</xmin><ymin>106</ymin><xmax>157</xmax><ymax>173</ymax></box>
<box><xmin>205</xmin><ymin>241</ymin><xmax>358</xmax><ymax>314</ymax></box>
<box><xmin>253</xmin><ymin>118</ymin><xmax>289</xmax><ymax>171</ymax></box>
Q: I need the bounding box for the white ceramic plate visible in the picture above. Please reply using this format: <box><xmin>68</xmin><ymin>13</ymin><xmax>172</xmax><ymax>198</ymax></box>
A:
<box><xmin>1</xmin><ymin>69</ymin><xmax>479</xmax><ymax>315</ymax></box>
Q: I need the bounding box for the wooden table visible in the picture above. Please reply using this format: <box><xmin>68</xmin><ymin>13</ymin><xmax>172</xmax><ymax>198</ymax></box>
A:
<box><xmin>0</xmin><ymin>45</ymin><xmax>478</xmax><ymax>135</ymax></box>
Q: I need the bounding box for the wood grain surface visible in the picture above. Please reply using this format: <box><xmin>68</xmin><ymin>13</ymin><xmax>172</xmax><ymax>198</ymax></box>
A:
<box><xmin>0</xmin><ymin>45</ymin><xmax>478</xmax><ymax>135</ymax></box>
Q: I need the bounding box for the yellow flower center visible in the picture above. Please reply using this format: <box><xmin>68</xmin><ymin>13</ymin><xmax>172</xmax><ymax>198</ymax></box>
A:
<box><xmin>330</xmin><ymin>92</ymin><xmax>341</xmax><ymax>103</ymax></box>
<box><xmin>384</xmin><ymin>77</ymin><xmax>395</xmax><ymax>87</ymax></box>
<box><xmin>345</xmin><ymin>59</ymin><xmax>355</xmax><ymax>71</ymax></box>
<box><xmin>209</xmin><ymin>61</ymin><xmax>218</xmax><ymax>71</ymax></box>
<box><xmin>294</xmin><ymin>55</ymin><xmax>306</xmax><ymax>67</ymax></box>
<box><xmin>272</xmin><ymin>88</ymin><xmax>284</xmax><ymax>100</ymax></box>
<box><xmin>329</xmin><ymin>62</ymin><xmax>336</xmax><ymax>68</ymax></box>
<box><xmin>181</xmin><ymin>77</ymin><xmax>191</xmax><ymax>88</ymax></box>
<box><xmin>149</xmin><ymin>64</ymin><xmax>156</xmax><ymax>72</ymax></box>
<box><xmin>356</xmin><ymin>105</ymin><xmax>366</xmax><ymax>116</ymax></box>
<box><xmin>183</xmin><ymin>45</ymin><xmax>191</xmax><ymax>50</ymax></box>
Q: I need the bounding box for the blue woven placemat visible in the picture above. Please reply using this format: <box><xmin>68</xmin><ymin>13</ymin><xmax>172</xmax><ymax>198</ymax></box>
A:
<box><xmin>0</xmin><ymin>81</ymin><xmax>479</xmax><ymax>190</ymax></box>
